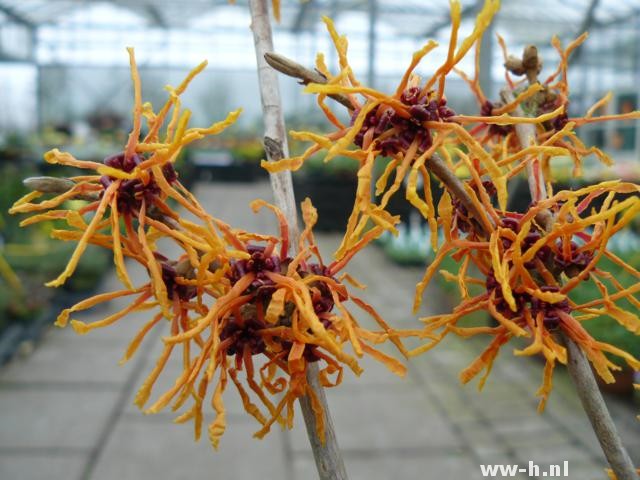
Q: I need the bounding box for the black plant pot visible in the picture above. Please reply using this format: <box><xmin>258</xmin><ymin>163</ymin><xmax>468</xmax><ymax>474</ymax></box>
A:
<box><xmin>197</xmin><ymin>163</ymin><xmax>267</xmax><ymax>183</ymax></box>
<box><xmin>294</xmin><ymin>174</ymin><xmax>358</xmax><ymax>232</ymax></box>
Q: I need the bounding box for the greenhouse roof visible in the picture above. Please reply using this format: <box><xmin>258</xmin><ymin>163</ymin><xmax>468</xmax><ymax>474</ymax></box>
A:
<box><xmin>0</xmin><ymin>1</ymin><xmax>639</xmax><ymax>146</ymax></box>
<box><xmin>0</xmin><ymin>0</ymin><xmax>639</xmax><ymax>71</ymax></box>
<box><xmin>1</xmin><ymin>0</ymin><xmax>638</xmax><ymax>39</ymax></box>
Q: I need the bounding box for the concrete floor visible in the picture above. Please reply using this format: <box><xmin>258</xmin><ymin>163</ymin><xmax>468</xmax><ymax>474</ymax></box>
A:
<box><xmin>0</xmin><ymin>181</ymin><xmax>638</xmax><ymax>480</ymax></box>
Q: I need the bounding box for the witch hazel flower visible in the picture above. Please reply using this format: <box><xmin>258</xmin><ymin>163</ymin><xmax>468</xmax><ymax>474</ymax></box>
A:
<box><xmin>412</xmin><ymin>180</ymin><xmax>640</xmax><ymax>410</ymax></box>
<box><xmin>138</xmin><ymin>198</ymin><xmax>408</xmax><ymax>448</ymax></box>
<box><xmin>11</xmin><ymin>46</ymin><xmax>411</xmax><ymax>451</ymax></box>
<box><xmin>460</xmin><ymin>29</ymin><xmax>640</xmax><ymax>182</ymax></box>
<box><xmin>10</xmin><ymin>49</ymin><xmax>240</xmax><ymax>310</ymax></box>
<box><xmin>262</xmin><ymin>1</ymin><xmax>506</xmax><ymax>259</ymax></box>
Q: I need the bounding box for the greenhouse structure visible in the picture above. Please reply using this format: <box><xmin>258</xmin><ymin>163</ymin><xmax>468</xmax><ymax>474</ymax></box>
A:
<box><xmin>0</xmin><ymin>1</ymin><xmax>639</xmax><ymax>479</ymax></box>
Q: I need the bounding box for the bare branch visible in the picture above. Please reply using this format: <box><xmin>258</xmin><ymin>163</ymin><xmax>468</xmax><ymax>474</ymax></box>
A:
<box><xmin>565</xmin><ymin>338</ymin><xmax>639</xmax><ymax>480</ymax></box>
<box><xmin>23</xmin><ymin>176</ymin><xmax>99</xmax><ymax>202</ymax></box>
<box><xmin>248</xmin><ymin>2</ymin><xmax>349</xmax><ymax>478</ymax></box>
<box><xmin>265</xmin><ymin>52</ymin><xmax>354</xmax><ymax>110</ymax></box>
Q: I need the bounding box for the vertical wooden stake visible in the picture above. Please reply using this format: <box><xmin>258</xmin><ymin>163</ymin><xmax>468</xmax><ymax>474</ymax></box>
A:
<box><xmin>248</xmin><ymin>1</ymin><xmax>349</xmax><ymax>478</ymax></box>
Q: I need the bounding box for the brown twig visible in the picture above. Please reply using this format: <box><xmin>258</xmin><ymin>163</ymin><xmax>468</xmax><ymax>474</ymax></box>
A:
<box><xmin>565</xmin><ymin>338</ymin><xmax>638</xmax><ymax>480</ymax></box>
<box><xmin>264</xmin><ymin>52</ymin><xmax>493</xmax><ymax>236</ymax></box>
<box><xmin>23</xmin><ymin>176</ymin><xmax>99</xmax><ymax>202</ymax></box>
<box><xmin>425</xmin><ymin>155</ymin><xmax>492</xmax><ymax>234</ymax></box>
<box><xmin>264</xmin><ymin>52</ymin><xmax>353</xmax><ymax>110</ymax></box>
<box><xmin>506</xmin><ymin>45</ymin><xmax>638</xmax><ymax>480</ymax></box>
<box><xmin>248</xmin><ymin>1</ymin><xmax>349</xmax><ymax>479</ymax></box>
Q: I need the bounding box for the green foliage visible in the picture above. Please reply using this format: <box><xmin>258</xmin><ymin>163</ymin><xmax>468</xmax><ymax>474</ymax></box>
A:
<box><xmin>0</xmin><ymin>162</ymin><xmax>38</xmax><ymax>243</ymax></box>
<box><xmin>229</xmin><ymin>141</ymin><xmax>264</xmax><ymax>164</ymax></box>
<box><xmin>583</xmin><ymin>316</ymin><xmax>640</xmax><ymax>360</ymax></box>
<box><xmin>382</xmin><ymin>228</ymin><xmax>430</xmax><ymax>266</ymax></box>
<box><xmin>5</xmin><ymin>242</ymin><xmax>109</xmax><ymax>292</ymax></box>
<box><xmin>0</xmin><ymin>161</ymin><xmax>111</xmax><ymax>331</ymax></box>
<box><xmin>571</xmin><ymin>253</ymin><xmax>640</xmax><ymax>359</ymax></box>
<box><xmin>300</xmin><ymin>154</ymin><xmax>358</xmax><ymax>179</ymax></box>
<box><xmin>0</xmin><ymin>131</ymin><xmax>32</xmax><ymax>159</ymax></box>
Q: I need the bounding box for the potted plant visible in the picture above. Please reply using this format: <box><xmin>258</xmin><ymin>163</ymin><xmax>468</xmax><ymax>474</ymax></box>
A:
<box><xmin>293</xmin><ymin>154</ymin><xmax>358</xmax><ymax>231</ymax></box>
<box><xmin>229</xmin><ymin>138</ymin><xmax>267</xmax><ymax>181</ymax></box>
<box><xmin>576</xmin><ymin>252</ymin><xmax>640</xmax><ymax>394</ymax></box>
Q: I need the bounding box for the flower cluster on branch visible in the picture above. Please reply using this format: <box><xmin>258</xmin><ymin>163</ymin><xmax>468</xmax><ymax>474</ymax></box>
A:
<box><xmin>10</xmin><ymin>49</ymin><xmax>406</xmax><ymax>450</ymax></box>
<box><xmin>8</xmin><ymin>2</ymin><xmax>640</xmax><ymax>476</ymax></box>
<box><xmin>261</xmin><ymin>0</ymin><xmax>640</xmax><ymax>413</ymax></box>
<box><xmin>412</xmin><ymin>180</ymin><xmax>640</xmax><ymax>409</ymax></box>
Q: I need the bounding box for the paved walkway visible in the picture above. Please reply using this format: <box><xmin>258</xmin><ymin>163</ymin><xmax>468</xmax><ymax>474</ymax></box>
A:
<box><xmin>1</xmin><ymin>182</ymin><xmax>638</xmax><ymax>480</ymax></box>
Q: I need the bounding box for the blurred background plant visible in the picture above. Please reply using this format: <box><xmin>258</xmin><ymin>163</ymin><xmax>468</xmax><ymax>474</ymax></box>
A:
<box><xmin>0</xmin><ymin>157</ymin><xmax>111</xmax><ymax>360</ymax></box>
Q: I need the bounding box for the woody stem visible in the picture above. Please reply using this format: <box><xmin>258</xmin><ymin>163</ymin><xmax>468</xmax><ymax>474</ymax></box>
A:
<box><xmin>564</xmin><ymin>339</ymin><xmax>638</xmax><ymax>480</ymax></box>
<box><xmin>504</xmin><ymin>86</ymin><xmax>638</xmax><ymax>480</ymax></box>
<box><xmin>248</xmin><ymin>1</ymin><xmax>349</xmax><ymax>479</ymax></box>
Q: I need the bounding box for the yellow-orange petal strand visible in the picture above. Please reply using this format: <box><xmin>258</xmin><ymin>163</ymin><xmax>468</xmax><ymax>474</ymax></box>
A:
<box><xmin>125</xmin><ymin>47</ymin><xmax>143</xmax><ymax>161</ymax></box>
<box><xmin>46</xmin><ymin>182</ymin><xmax>119</xmax><ymax>287</ymax></box>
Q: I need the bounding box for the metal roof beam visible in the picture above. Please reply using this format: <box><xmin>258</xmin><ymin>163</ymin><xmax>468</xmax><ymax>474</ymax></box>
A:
<box><xmin>571</xmin><ymin>0</ymin><xmax>600</xmax><ymax>63</ymax></box>
<box><xmin>422</xmin><ymin>0</ymin><xmax>481</xmax><ymax>38</ymax></box>
<box><xmin>311</xmin><ymin>0</ymin><xmax>438</xmax><ymax>17</ymax></box>
<box><xmin>0</xmin><ymin>3</ymin><xmax>35</xmax><ymax>28</ymax></box>
<box><xmin>292</xmin><ymin>0</ymin><xmax>313</xmax><ymax>33</ymax></box>
<box><xmin>0</xmin><ymin>52</ymin><xmax>32</xmax><ymax>63</ymax></box>
<box><xmin>144</xmin><ymin>4</ymin><xmax>168</xmax><ymax>28</ymax></box>
<box><xmin>593</xmin><ymin>7</ymin><xmax>640</xmax><ymax>29</ymax></box>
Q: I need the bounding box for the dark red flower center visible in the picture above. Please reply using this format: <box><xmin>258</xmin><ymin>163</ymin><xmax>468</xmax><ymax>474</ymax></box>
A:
<box><xmin>481</xmin><ymin>100</ymin><xmax>513</xmax><ymax>137</ymax></box>
<box><xmin>484</xmin><ymin>218</ymin><xmax>590</xmax><ymax>330</ymax></box>
<box><xmin>152</xmin><ymin>253</ymin><xmax>197</xmax><ymax>301</ymax></box>
<box><xmin>352</xmin><ymin>87</ymin><xmax>456</xmax><ymax>156</ymax></box>
<box><xmin>222</xmin><ymin>244</ymin><xmax>343</xmax><ymax>358</ymax></box>
<box><xmin>99</xmin><ymin>152</ymin><xmax>177</xmax><ymax>215</ymax></box>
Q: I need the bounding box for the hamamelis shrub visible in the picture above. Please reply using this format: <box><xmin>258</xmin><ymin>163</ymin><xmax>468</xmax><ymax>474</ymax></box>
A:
<box><xmin>146</xmin><ymin>198</ymin><xmax>407</xmax><ymax>446</ymax></box>
<box><xmin>10</xmin><ymin>50</ymin><xmax>241</xmax><ymax>295</ymax></box>
<box><xmin>9</xmin><ymin>49</ymin><xmax>408</xmax><ymax>449</ymax></box>
<box><xmin>265</xmin><ymin>0</ymin><xmax>640</xmax><ymax>412</ymax></box>
<box><xmin>412</xmin><ymin>180</ymin><xmax>640</xmax><ymax>410</ymax></box>
<box><xmin>263</xmin><ymin>0</ymin><xmax>505</xmax><ymax>257</ymax></box>
<box><xmin>7</xmin><ymin>2</ymin><xmax>640</xmax><ymax>477</ymax></box>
